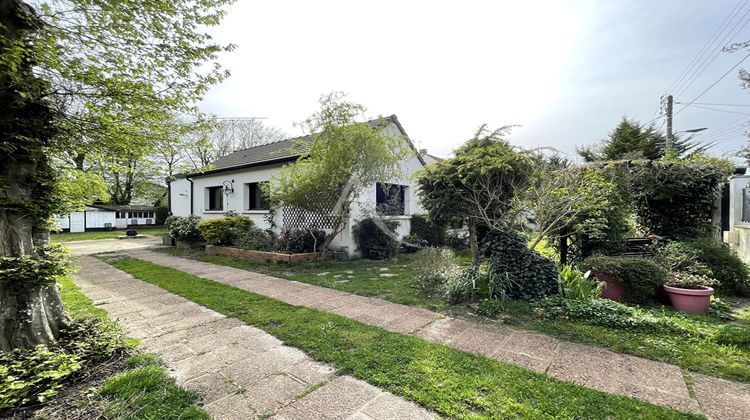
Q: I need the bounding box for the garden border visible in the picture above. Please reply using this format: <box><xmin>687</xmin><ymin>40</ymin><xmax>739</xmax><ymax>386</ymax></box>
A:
<box><xmin>205</xmin><ymin>244</ymin><xmax>332</xmax><ymax>263</ymax></box>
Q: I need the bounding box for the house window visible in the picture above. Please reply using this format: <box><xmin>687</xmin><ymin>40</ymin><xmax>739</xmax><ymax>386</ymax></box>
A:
<box><xmin>247</xmin><ymin>182</ymin><xmax>269</xmax><ymax>210</ymax></box>
<box><xmin>376</xmin><ymin>183</ymin><xmax>406</xmax><ymax>215</ymax></box>
<box><xmin>207</xmin><ymin>186</ymin><xmax>223</xmax><ymax>211</ymax></box>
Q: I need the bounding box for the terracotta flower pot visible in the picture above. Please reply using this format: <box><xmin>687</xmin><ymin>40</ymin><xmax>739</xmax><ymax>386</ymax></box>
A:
<box><xmin>664</xmin><ymin>285</ymin><xmax>714</xmax><ymax>315</ymax></box>
<box><xmin>596</xmin><ymin>273</ymin><xmax>626</xmax><ymax>302</ymax></box>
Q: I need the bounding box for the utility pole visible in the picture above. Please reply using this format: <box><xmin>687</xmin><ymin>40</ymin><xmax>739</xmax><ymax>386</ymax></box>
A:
<box><xmin>665</xmin><ymin>95</ymin><xmax>673</xmax><ymax>150</ymax></box>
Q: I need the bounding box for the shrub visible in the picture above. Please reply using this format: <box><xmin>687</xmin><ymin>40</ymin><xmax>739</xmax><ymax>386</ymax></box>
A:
<box><xmin>657</xmin><ymin>239</ymin><xmax>749</xmax><ymax>295</ymax></box>
<box><xmin>234</xmin><ymin>228</ymin><xmax>278</xmax><ymax>252</ymax></box>
<box><xmin>197</xmin><ymin>215</ymin><xmax>254</xmax><ymax>246</ymax></box>
<box><xmin>409</xmin><ymin>215</ymin><xmax>447</xmax><ymax>246</ymax></box>
<box><xmin>445</xmin><ymin>231</ymin><xmax>469</xmax><ymax>250</ymax></box>
<box><xmin>413</xmin><ymin>248</ymin><xmax>459</xmax><ymax>294</ymax></box>
<box><xmin>666</xmin><ymin>272</ymin><xmax>720</xmax><ymax>289</ymax></box>
<box><xmin>629</xmin><ymin>157</ymin><xmax>733</xmax><ymax>239</ymax></box>
<box><xmin>582</xmin><ymin>255</ymin><xmax>667</xmax><ymax>303</ymax></box>
<box><xmin>286</xmin><ymin>228</ymin><xmax>326</xmax><ymax>253</ymax></box>
<box><xmin>481</xmin><ymin>229</ymin><xmax>559</xmax><ymax>300</ymax></box>
<box><xmin>440</xmin><ymin>266</ymin><xmax>480</xmax><ymax>304</ymax></box>
<box><xmin>154</xmin><ymin>206</ymin><xmax>169</xmax><ymax>225</ymax></box>
<box><xmin>558</xmin><ymin>264</ymin><xmax>604</xmax><ymax>301</ymax></box>
<box><xmin>399</xmin><ymin>234</ymin><xmax>429</xmax><ymax>253</ymax></box>
<box><xmin>165</xmin><ymin>215</ymin><xmax>203</xmax><ymax>243</ymax></box>
<box><xmin>353</xmin><ymin>217</ymin><xmax>399</xmax><ymax>259</ymax></box>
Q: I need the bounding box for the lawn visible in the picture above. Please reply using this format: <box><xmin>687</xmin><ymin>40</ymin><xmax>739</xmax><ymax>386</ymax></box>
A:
<box><xmin>0</xmin><ymin>275</ymin><xmax>208</xmax><ymax>419</ymax></box>
<box><xmin>107</xmin><ymin>256</ymin><xmax>698</xmax><ymax>419</ymax></box>
<box><xmin>158</xmin><ymin>246</ymin><xmax>750</xmax><ymax>383</ymax></box>
<box><xmin>51</xmin><ymin>226</ymin><xmax>168</xmax><ymax>242</ymax></box>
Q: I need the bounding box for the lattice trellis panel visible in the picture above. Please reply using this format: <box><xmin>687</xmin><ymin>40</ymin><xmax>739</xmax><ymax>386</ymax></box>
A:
<box><xmin>282</xmin><ymin>207</ymin><xmax>338</xmax><ymax>229</ymax></box>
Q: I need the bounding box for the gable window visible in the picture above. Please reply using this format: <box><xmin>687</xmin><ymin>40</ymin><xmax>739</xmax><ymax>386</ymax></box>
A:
<box><xmin>246</xmin><ymin>182</ymin><xmax>269</xmax><ymax>210</ymax></box>
<box><xmin>206</xmin><ymin>186</ymin><xmax>223</xmax><ymax>211</ymax></box>
<box><xmin>376</xmin><ymin>183</ymin><xmax>406</xmax><ymax>216</ymax></box>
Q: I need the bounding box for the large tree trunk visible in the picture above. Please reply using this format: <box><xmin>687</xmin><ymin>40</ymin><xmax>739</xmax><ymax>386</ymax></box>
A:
<box><xmin>0</xmin><ymin>0</ymin><xmax>70</xmax><ymax>351</ymax></box>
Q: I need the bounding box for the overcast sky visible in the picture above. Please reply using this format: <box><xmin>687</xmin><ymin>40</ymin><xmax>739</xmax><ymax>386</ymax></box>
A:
<box><xmin>198</xmin><ymin>0</ymin><xmax>750</xmax><ymax>161</ymax></box>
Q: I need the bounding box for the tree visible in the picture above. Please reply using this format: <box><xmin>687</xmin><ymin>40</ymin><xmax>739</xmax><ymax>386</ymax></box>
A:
<box><xmin>577</xmin><ymin>117</ymin><xmax>710</xmax><ymax>162</ymax></box>
<box><xmin>270</xmin><ymin>92</ymin><xmax>409</xmax><ymax>251</ymax></box>
<box><xmin>0</xmin><ymin>0</ymin><xmax>231</xmax><ymax>350</ymax></box>
<box><xmin>417</xmin><ymin>126</ymin><xmax>536</xmax><ymax>260</ymax></box>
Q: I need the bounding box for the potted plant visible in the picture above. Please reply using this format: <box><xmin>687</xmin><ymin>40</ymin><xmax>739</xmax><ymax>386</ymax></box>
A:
<box><xmin>663</xmin><ymin>272</ymin><xmax>719</xmax><ymax>315</ymax></box>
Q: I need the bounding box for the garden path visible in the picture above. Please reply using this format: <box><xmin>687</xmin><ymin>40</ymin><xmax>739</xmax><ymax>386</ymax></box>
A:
<box><xmin>72</xmin><ymin>255</ymin><xmax>434</xmax><ymax>420</ymax></box>
<box><xmin>123</xmin><ymin>248</ymin><xmax>750</xmax><ymax>420</ymax></box>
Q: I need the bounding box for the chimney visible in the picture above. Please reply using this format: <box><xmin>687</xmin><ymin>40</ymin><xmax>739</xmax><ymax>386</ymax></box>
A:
<box><xmin>419</xmin><ymin>148</ymin><xmax>427</xmax><ymax>156</ymax></box>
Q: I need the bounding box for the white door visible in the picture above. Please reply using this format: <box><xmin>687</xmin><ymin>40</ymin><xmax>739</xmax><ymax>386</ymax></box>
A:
<box><xmin>70</xmin><ymin>212</ymin><xmax>85</xmax><ymax>233</ymax></box>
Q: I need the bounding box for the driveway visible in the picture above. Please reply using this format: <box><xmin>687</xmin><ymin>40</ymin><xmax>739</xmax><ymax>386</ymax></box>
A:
<box><xmin>63</xmin><ymin>236</ymin><xmax>162</xmax><ymax>255</ymax></box>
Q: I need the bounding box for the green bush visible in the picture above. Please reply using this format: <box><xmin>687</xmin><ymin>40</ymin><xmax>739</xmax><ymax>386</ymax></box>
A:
<box><xmin>409</xmin><ymin>214</ymin><xmax>447</xmax><ymax>246</ymax></box>
<box><xmin>286</xmin><ymin>228</ymin><xmax>326</xmax><ymax>253</ymax></box>
<box><xmin>413</xmin><ymin>248</ymin><xmax>460</xmax><ymax>295</ymax></box>
<box><xmin>165</xmin><ymin>215</ymin><xmax>203</xmax><ymax>243</ymax></box>
<box><xmin>197</xmin><ymin>215</ymin><xmax>254</xmax><ymax>246</ymax></box>
<box><xmin>582</xmin><ymin>256</ymin><xmax>667</xmax><ymax>303</ymax></box>
<box><xmin>234</xmin><ymin>228</ymin><xmax>278</xmax><ymax>252</ymax></box>
<box><xmin>155</xmin><ymin>206</ymin><xmax>169</xmax><ymax>225</ymax></box>
<box><xmin>353</xmin><ymin>217</ymin><xmax>399</xmax><ymax>259</ymax></box>
<box><xmin>682</xmin><ymin>238</ymin><xmax>748</xmax><ymax>295</ymax></box>
<box><xmin>481</xmin><ymin>229</ymin><xmax>559</xmax><ymax>300</ymax></box>
<box><xmin>629</xmin><ymin>157</ymin><xmax>732</xmax><ymax>239</ymax></box>
<box><xmin>445</xmin><ymin>231</ymin><xmax>469</xmax><ymax>250</ymax></box>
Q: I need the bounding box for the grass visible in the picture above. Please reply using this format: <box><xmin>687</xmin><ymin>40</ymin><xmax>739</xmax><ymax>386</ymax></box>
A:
<box><xmin>54</xmin><ymin>274</ymin><xmax>208</xmax><ymax>419</ymax></box>
<box><xmin>51</xmin><ymin>226</ymin><xmax>168</xmax><ymax>242</ymax></box>
<box><xmin>158</xmin><ymin>247</ymin><xmax>750</xmax><ymax>384</ymax></box>
<box><xmin>107</xmin><ymin>256</ymin><xmax>699</xmax><ymax>419</ymax></box>
<box><xmin>158</xmin><ymin>247</ymin><xmax>449</xmax><ymax>311</ymax></box>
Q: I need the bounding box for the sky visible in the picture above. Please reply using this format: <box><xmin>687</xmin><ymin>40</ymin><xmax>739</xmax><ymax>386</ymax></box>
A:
<box><xmin>198</xmin><ymin>0</ymin><xmax>750</xmax><ymax>161</ymax></box>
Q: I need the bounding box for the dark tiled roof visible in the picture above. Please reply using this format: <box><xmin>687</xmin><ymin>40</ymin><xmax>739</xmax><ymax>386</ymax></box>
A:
<box><xmin>178</xmin><ymin>115</ymin><xmax>424</xmax><ymax>178</ymax></box>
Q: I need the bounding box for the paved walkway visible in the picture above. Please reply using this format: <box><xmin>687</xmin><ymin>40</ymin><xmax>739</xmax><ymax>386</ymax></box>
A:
<box><xmin>73</xmin><ymin>256</ymin><xmax>433</xmax><ymax>420</ymax></box>
<box><xmin>124</xmin><ymin>248</ymin><xmax>750</xmax><ymax>420</ymax></box>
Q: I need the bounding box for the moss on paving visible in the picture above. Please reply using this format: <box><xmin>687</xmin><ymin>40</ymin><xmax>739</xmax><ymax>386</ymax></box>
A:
<box><xmin>108</xmin><ymin>256</ymin><xmax>701</xmax><ymax>419</ymax></box>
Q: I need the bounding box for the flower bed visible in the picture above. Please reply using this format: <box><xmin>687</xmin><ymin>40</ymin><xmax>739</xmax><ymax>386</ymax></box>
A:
<box><xmin>206</xmin><ymin>245</ymin><xmax>332</xmax><ymax>264</ymax></box>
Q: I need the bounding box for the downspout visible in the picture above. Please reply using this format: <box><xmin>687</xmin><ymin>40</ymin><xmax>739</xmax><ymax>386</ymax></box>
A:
<box><xmin>187</xmin><ymin>177</ymin><xmax>194</xmax><ymax>215</ymax></box>
<box><xmin>166</xmin><ymin>178</ymin><xmax>172</xmax><ymax>213</ymax></box>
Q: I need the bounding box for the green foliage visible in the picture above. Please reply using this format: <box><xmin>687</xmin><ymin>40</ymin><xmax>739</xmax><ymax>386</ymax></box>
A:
<box><xmin>582</xmin><ymin>256</ymin><xmax>668</xmax><ymax>303</ymax></box>
<box><xmin>285</xmin><ymin>228</ymin><xmax>326</xmax><ymax>253</ymax></box>
<box><xmin>0</xmin><ymin>244</ymin><xmax>71</xmax><ymax>287</ymax></box>
<box><xmin>271</xmin><ymin>93</ymin><xmax>409</xmax><ymax>249</ymax></box>
<box><xmin>165</xmin><ymin>215</ymin><xmax>203</xmax><ymax>243</ymax></box>
<box><xmin>197</xmin><ymin>215</ymin><xmax>254</xmax><ymax>246</ymax></box>
<box><xmin>481</xmin><ymin>229</ymin><xmax>559</xmax><ymax>300</ymax></box>
<box><xmin>99</xmin><ymin>363</ymin><xmax>208</xmax><ymax>420</ymax></box>
<box><xmin>409</xmin><ymin>214</ymin><xmax>447</xmax><ymax>246</ymax></box>
<box><xmin>417</xmin><ymin>126</ymin><xmax>536</xmax><ymax>242</ymax></box>
<box><xmin>52</xmin><ymin>169</ymin><xmax>110</xmax><ymax>215</ymax></box>
<box><xmin>559</xmin><ymin>165</ymin><xmax>631</xmax><ymax>259</ymax></box>
<box><xmin>155</xmin><ymin>206</ymin><xmax>169</xmax><ymax>225</ymax></box>
<box><xmin>558</xmin><ymin>264</ymin><xmax>604</xmax><ymax>301</ymax></box>
<box><xmin>445</xmin><ymin>231</ymin><xmax>469</xmax><ymax>250</ymax></box>
<box><xmin>0</xmin><ymin>317</ymin><xmax>128</xmax><ymax>409</ymax></box>
<box><xmin>629</xmin><ymin>156</ymin><xmax>733</xmax><ymax>238</ymax></box>
<box><xmin>666</xmin><ymin>272</ymin><xmax>720</xmax><ymax>289</ymax></box>
<box><xmin>234</xmin><ymin>228</ymin><xmax>278</xmax><ymax>252</ymax></box>
<box><xmin>657</xmin><ymin>239</ymin><xmax>750</xmax><ymax>295</ymax></box>
<box><xmin>353</xmin><ymin>217</ymin><xmax>400</xmax><ymax>260</ymax></box>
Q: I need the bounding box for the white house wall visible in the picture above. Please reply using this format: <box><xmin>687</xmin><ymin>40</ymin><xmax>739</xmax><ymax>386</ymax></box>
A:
<box><xmin>85</xmin><ymin>208</ymin><xmax>116</xmax><ymax>229</ymax></box>
<box><xmin>168</xmin><ymin>121</ymin><xmax>428</xmax><ymax>254</ymax></box>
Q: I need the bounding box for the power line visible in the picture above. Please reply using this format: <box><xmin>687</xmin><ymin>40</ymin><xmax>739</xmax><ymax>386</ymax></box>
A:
<box><xmin>667</xmin><ymin>0</ymin><xmax>748</xmax><ymax>95</ymax></box>
<box><xmin>674</xmin><ymin>5</ymin><xmax>750</xmax><ymax>97</ymax></box>
<box><xmin>674</xmin><ymin>51</ymin><xmax>750</xmax><ymax>116</ymax></box>
<box><xmin>676</xmin><ymin>103</ymin><xmax>750</xmax><ymax>115</ymax></box>
<box><xmin>703</xmin><ymin>115</ymin><xmax>750</xmax><ymax>141</ymax></box>
<box><xmin>680</xmin><ymin>101</ymin><xmax>750</xmax><ymax>106</ymax></box>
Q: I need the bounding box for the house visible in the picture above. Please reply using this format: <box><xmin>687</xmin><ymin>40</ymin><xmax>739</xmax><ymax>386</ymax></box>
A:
<box><xmin>722</xmin><ymin>168</ymin><xmax>750</xmax><ymax>261</ymax></box>
<box><xmin>55</xmin><ymin>204</ymin><xmax>158</xmax><ymax>232</ymax></box>
<box><xmin>168</xmin><ymin>115</ymin><xmax>427</xmax><ymax>255</ymax></box>
<box><xmin>419</xmin><ymin>148</ymin><xmax>444</xmax><ymax>165</ymax></box>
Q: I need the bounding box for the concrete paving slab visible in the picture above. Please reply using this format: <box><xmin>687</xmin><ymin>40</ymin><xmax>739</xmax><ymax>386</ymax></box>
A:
<box><xmin>693</xmin><ymin>373</ymin><xmax>750</xmax><ymax>420</ymax></box>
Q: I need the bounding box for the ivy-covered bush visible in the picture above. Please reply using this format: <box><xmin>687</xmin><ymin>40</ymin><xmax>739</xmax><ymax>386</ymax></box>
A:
<box><xmin>481</xmin><ymin>229</ymin><xmax>559</xmax><ymax>300</ymax></box>
<box><xmin>286</xmin><ymin>228</ymin><xmax>326</xmax><ymax>253</ymax></box>
<box><xmin>197</xmin><ymin>215</ymin><xmax>254</xmax><ymax>246</ymax></box>
<box><xmin>629</xmin><ymin>157</ymin><xmax>733</xmax><ymax>239</ymax></box>
<box><xmin>353</xmin><ymin>217</ymin><xmax>399</xmax><ymax>259</ymax></box>
<box><xmin>165</xmin><ymin>215</ymin><xmax>203</xmax><ymax>243</ymax></box>
<box><xmin>582</xmin><ymin>255</ymin><xmax>668</xmax><ymax>303</ymax></box>
<box><xmin>658</xmin><ymin>238</ymin><xmax>749</xmax><ymax>295</ymax></box>
<box><xmin>409</xmin><ymin>215</ymin><xmax>447</xmax><ymax>246</ymax></box>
